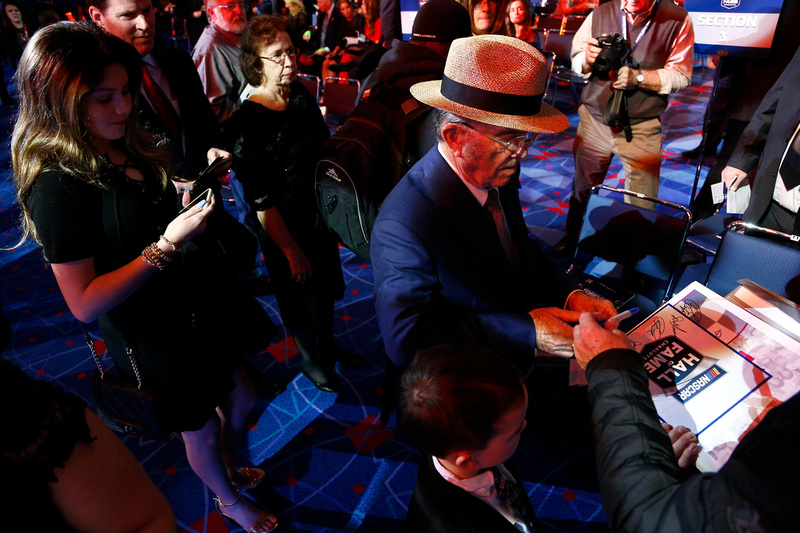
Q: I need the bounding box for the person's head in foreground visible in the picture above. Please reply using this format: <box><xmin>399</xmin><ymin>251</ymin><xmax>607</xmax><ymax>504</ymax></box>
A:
<box><xmin>410</xmin><ymin>34</ymin><xmax>568</xmax><ymax>190</ymax></box>
<box><xmin>400</xmin><ymin>345</ymin><xmax>528</xmax><ymax>475</ymax></box>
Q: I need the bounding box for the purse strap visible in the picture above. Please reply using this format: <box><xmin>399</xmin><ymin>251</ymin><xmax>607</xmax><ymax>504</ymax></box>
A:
<box><xmin>80</xmin><ymin>323</ymin><xmax>145</xmax><ymax>390</ymax></box>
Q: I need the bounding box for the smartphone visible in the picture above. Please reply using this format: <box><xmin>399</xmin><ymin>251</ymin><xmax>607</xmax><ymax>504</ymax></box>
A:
<box><xmin>179</xmin><ymin>188</ymin><xmax>213</xmax><ymax>214</ymax></box>
<box><xmin>196</xmin><ymin>156</ymin><xmax>227</xmax><ymax>181</ymax></box>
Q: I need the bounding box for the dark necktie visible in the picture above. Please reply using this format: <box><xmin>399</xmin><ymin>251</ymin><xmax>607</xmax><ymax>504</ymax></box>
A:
<box><xmin>779</xmin><ymin>126</ymin><xmax>800</xmax><ymax>191</ymax></box>
<box><xmin>485</xmin><ymin>188</ymin><xmax>520</xmax><ymax>270</ymax></box>
<box><xmin>140</xmin><ymin>64</ymin><xmax>182</xmax><ymax>142</ymax></box>
<box><xmin>491</xmin><ymin>467</ymin><xmax>537</xmax><ymax>530</ymax></box>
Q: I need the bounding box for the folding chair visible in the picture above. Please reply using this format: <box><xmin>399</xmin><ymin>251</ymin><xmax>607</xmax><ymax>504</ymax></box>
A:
<box><xmin>539</xmin><ymin>50</ymin><xmax>556</xmax><ymax>100</ymax></box>
<box><xmin>322</xmin><ymin>77</ymin><xmax>360</xmax><ymax>126</ymax></box>
<box><xmin>297</xmin><ymin>73</ymin><xmax>321</xmax><ymax>103</ymax></box>
<box><xmin>567</xmin><ymin>185</ymin><xmax>692</xmax><ymax>318</ymax></box>
<box><xmin>535</xmin><ymin>14</ymin><xmax>564</xmax><ymax>31</ymax></box>
<box><xmin>684</xmin><ymin>212</ymin><xmax>741</xmax><ymax>256</ymax></box>
<box><xmin>542</xmin><ymin>30</ymin><xmax>588</xmax><ymax>106</ymax></box>
<box><xmin>702</xmin><ymin>221</ymin><xmax>800</xmax><ymax>303</ymax></box>
<box><xmin>166</xmin><ymin>16</ymin><xmax>191</xmax><ymax>52</ymax></box>
<box><xmin>563</xmin><ymin>15</ymin><xmax>586</xmax><ymax>32</ymax></box>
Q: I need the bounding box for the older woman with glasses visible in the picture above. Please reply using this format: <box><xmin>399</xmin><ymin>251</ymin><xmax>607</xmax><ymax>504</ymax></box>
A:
<box><xmin>224</xmin><ymin>15</ymin><xmax>364</xmax><ymax>395</ymax></box>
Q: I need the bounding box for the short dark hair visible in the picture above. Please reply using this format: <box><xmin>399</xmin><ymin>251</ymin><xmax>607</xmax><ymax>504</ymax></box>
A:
<box><xmin>84</xmin><ymin>0</ymin><xmax>110</xmax><ymax>11</ymax></box>
<box><xmin>240</xmin><ymin>15</ymin><xmax>286</xmax><ymax>87</ymax></box>
<box><xmin>400</xmin><ymin>345</ymin><xmax>526</xmax><ymax>458</ymax></box>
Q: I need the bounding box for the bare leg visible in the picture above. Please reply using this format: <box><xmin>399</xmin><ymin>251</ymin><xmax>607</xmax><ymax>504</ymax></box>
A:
<box><xmin>218</xmin><ymin>365</ymin><xmax>257</xmax><ymax>478</ymax></box>
<box><xmin>182</xmin><ymin>414</ymin><xmax>276</xmax><ymax>532</ymax></box>
<box><xmin>50</xmin><ymin>410</ymin><xmax>176</xmax><ymax>533</ymax></box>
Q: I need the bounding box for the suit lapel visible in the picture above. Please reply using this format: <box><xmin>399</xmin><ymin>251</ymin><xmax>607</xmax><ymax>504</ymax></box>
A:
<box><xmin>423</xmin><ymin>152</ymin><xmax>521</xmax><ymax>281</ymax></box>
<box><xmin>416</xmin><ymin>456</ymin><xmax>534</xmax><ymax>533</ymax></box>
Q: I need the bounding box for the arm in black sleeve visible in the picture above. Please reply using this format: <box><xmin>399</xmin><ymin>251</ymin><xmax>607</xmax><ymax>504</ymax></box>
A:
<box><xmin>727</xmin><ymin>46</ymin><xmax>800</xmax><ymax>175</ymax></box>
<box><xmin>585</xmin><ymin>349</ymin><xmax>761</xmax><ymax>532</ymax></box>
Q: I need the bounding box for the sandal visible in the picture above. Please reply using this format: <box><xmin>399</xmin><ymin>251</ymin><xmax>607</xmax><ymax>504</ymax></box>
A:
<box><xmin>214</xmin><ymin>491</ymin><xmax>278</xmax><ymax>533</ymax></box>
<box><xmin>231</xmin><ymin>466</ymin><xmax>266</xmax><ymax>490</ymax></box>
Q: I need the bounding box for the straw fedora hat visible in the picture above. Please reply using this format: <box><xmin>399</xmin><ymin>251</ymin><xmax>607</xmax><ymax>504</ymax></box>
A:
<box><xmin>410</xmin><ymin>34</ymin><xmax>569</xmax><ymax>134</ymax></box>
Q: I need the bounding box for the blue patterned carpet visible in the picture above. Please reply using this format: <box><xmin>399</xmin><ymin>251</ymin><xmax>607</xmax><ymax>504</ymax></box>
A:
<box><xmin>0</xmin><ymin>61</ymin><xmax>714</xmax><ymax>532</ymax></box>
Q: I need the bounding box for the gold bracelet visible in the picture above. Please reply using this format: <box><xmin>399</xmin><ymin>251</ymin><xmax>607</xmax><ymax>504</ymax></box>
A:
<box><xmin>141</xmin><ymin>243</ymin><xmax>169</xmax><ymax>270</ymax></box>
<box><xmin>159</xmin><ymin>234</ymin><xmax>181</xmax><ymax>253</ymax></box>
<box><xmin>141</xmin><ymin>248</ymin><xmax>161</xmax><ymax>270</ymax></box>
<box><xmin>149</xmin><ymin>243</ymin><xmax>172</xmax><ymax>264</ymax></box>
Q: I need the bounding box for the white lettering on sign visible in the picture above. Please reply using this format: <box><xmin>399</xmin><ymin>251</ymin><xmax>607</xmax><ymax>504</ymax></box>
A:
<box><xmin>677</xmin><ymin>374</ymin><xmax>711</xmax><ymax>401</ymax></box>
<box><xmin>695</xmin><ymin>14</ymin><xmax>758</xmax><ymax>28</ymax></box>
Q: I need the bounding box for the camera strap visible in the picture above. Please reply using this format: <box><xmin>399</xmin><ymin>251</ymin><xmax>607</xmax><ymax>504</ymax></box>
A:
<box><xmin>621</xmin><ymin>0</ymin><xmax>661</xmax><ymax>55</ymax></box>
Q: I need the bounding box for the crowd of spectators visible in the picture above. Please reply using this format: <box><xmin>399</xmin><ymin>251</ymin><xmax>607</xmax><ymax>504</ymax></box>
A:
<box><xmin>3</xmin><ymin>0</ymin><xmax>799</xmax><ymax>532</ymax></box>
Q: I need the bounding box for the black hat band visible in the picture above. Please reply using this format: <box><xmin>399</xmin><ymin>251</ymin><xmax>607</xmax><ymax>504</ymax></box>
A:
<box><xmin>441</xmin><ymin>74</ymin><xmax>542</xmax><ymax>116</ymax></box>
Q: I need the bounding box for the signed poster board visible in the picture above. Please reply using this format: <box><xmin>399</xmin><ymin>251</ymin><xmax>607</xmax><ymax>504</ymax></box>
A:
<box><xmin>627</xmin><ymin>282</ymin><xmax>800</xmax><ymax>471</ymax></box>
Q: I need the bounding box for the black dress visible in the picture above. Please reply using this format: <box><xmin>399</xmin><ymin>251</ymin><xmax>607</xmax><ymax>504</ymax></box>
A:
<box><xmin>224</xmin><ymin>81</ymin><xmax>344</xmax><ymax>330</ymax></box>
<box><xmin>27</xmin><ymin>163</ymin><xmax>276</xmax><ymax>433</ymax></box>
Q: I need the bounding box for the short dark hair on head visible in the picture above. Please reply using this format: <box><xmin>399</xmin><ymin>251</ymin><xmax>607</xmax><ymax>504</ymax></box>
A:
<box><xmin>400</xmin><ymin>344</ymin><xmax>525</xmax><ymax>458</ymax></box>
<box><xmin>84</xmin><ymin>0</ymin><xmax>109</xmax><ymax>10</ymax></box>
<box><xmin>240</xmin><ymin>15</ymin><xmax>286</xmax><ymax>87</ymax></box>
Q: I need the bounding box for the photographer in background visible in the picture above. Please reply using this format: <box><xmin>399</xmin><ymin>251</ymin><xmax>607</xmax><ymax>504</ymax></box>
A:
<box><xmin>554</xmin><ymin>0</ymin><xmax>693</xmax><ymax>256</ymax></box>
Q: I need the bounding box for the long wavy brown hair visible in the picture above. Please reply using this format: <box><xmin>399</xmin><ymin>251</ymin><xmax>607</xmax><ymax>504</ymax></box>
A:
<box><xmin>12</xmin><ymin>21</ymin><xmax>171</xmax><ymax>245</ymax></box>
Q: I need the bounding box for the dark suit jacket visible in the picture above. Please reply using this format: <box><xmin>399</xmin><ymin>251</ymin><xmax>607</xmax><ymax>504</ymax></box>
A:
<box><xmin>313</xmin><ymin>6</ymin><xmax>342</xmax><ymax>51</ymax></box>
<box><xmin>728</xmin><ymin>46</ymin><xmax>800</xmax><ymax>227</ymax></box>
<box><xmin>371</xmin><ymin>147</ymin><xmax>575</xmax><ymax>370</ymax></box>
<box><xmin>404</xmin><ymin>456</ymin><xmax>538</xmax><ymax>533</ymax></box>
<box><xmin>138</xmin><ymin>45</ymin><xmax>223</xmax><ymax>179</ymax></box>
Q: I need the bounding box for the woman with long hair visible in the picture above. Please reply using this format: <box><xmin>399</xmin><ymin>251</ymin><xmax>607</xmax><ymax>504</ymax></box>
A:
<box><xmin>361</xmin><ymin>0</ymin><xmax>381</xmax><ymax>43</ymax></box>
<box><xmin>225</xmin><ymin>15</ymin><xmax>365</xmax><ymax>395</ymax></box>
<box><xmin>505</xmin><ymin>0</ymin><xmax>540</xmax><ymax>47</ymax></box>
<box><xmin>464</xmin><ymin>0</ymin><xmax>506</xmax><ymax>35</ymax></box>
<box><xmin>13</xmin><ymin>21</ymin><xmax>278</xmax><ymax>533</ymax></box>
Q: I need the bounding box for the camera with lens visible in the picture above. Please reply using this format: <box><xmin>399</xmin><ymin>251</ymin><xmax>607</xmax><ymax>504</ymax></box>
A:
<box><xmin>593</xmin><ymin>33</ymin><xmax>631</xmax><ymax>79</ymax></box>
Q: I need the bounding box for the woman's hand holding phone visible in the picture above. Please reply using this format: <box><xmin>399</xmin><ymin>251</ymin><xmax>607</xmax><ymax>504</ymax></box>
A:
<box><xmin>164</xmin><ymin>190</ymin><xmax>215</xmax><ymax>249</ymax></box>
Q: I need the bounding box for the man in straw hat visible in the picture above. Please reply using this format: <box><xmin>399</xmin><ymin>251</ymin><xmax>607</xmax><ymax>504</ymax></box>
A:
<box><xmin>371</xmin><ymin>35</ymin><xmax>617</xmax><ymax>376</ymax></box>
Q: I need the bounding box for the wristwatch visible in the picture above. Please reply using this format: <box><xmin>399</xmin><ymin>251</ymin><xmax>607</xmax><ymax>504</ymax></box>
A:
<box><xmin>635</xmin><ymin>70</ymin><xmax>645</xmax><ymax>85</ymax></box>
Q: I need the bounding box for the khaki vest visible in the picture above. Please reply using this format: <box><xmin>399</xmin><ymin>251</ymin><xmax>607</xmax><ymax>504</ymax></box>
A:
<box><xmin>582</xmin><ymin>0</ymin><xmax>688</xmax><ymax>124</ymax></box>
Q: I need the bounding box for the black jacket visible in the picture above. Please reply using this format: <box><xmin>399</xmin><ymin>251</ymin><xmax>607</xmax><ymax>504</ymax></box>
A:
<box><xmin>404</xmin><ymin>455</ymin><xmax>538</xmax><ymax>533</ymax></box>
<box><xmin>587</xmin><ymin>348</ymin><xmax>800</xmax><ymax>532</ymax></box>
<box><xmin>138</xmin><ymin>45</ymin><xmax>223</xmax><ymax>179</ymax></box>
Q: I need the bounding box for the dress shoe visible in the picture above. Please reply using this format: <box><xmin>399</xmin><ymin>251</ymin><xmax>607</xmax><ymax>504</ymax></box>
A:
<box><xmin>319</xmin><ymin>345</ymin><xmax>367</xmax><ymax>369</ymax></box>
<box><xmin>231</xmin><ymin>467</ymin><xmax>266</xmax><ymax>490</ymax></box>
<box><xmin>300</xmin><ymin>361</ymin><xmax>341</xmax><ymax>393</ymax></box>
<box><xmin>214</xmin><ymin>491</ymin><xmax>278</xmax><ymax>532</ymax></box>
<box><xmin>244</xmin><ymin>363</ymin><xmax>286</xmax><ymax>398</ymax></box>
